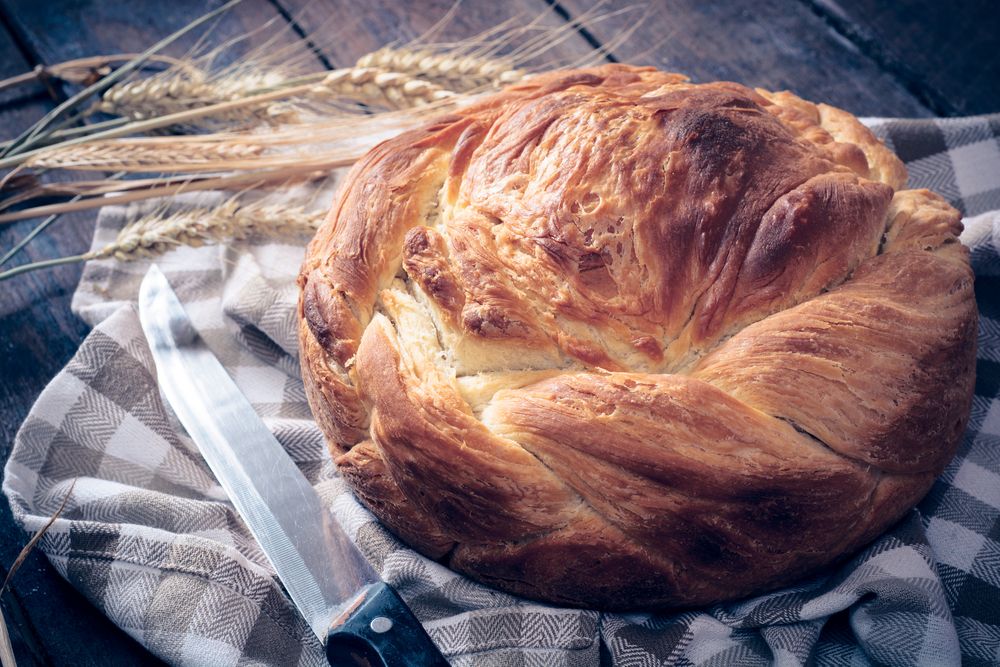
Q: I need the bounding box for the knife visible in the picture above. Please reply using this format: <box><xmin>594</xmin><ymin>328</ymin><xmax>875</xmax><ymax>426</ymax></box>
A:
<box><xmin>137</xmin><ymin>265</ymin><xmax>449</xmax><ymax>667</ymax></box>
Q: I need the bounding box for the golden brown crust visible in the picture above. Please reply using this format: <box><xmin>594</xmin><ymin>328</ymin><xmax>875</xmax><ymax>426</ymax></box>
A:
<box><xmin>335</xmin><ymin>440</ymin><xmax>456</xmax><ymax>558</ymax></box>
<box><xmin>298</xmin><ymin>64</ymin><xmax>977</xmax><ymax>609</ymax></box>
<box><xmin>692</xmin><ymin>248</ymin><xmax>976</xmax><ymax>474</ymax></box>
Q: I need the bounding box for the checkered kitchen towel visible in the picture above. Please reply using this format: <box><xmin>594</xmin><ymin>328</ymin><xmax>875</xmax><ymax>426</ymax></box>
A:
<box><xmin>5</xmin><ymin>113</ymin><xmax>1000</xmax><ymax>667</ymax></box>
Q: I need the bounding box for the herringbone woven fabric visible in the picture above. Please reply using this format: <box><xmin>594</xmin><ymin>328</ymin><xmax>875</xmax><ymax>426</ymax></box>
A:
<box><xmin>4</xmin><ymin>114</ymin><xmax>1000</xmax><ymax>666</ymax></box>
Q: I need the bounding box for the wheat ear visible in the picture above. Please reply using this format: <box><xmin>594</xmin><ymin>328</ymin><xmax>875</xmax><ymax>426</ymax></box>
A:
<box><xmin>27</xmin><ymin>140</ymin><xmax>265</xmax><ymax>170</ymax></box>
<box><xmin>99</xmin><ymin>64</ymin><xmax>456</xmax><ymax>127</ymax></box>
<box><xmin>356</xmin><ymin>47</ymin><xmax>524</xmax><ymax>91</ymax></box>
<box><xmin>0</xmin><ymin>200</ymin><xmax>324</xmax><ymax>280</ymax></box>
<box><xmin>311</xmin><ymin>67</ymin><xmax>456</xmax><ymax>109</ymax></box>
<box><xmin>99</xmin><ymin>70</ymin><xmax>296</xmax><ymax>124</ymax></box>
<box><xmin>0</xmin><ymin>66</ymin><xmax>455</xmax><ymax>171</ymax></box>
<box><xmin>92</xmin><ymin>200</ymin><xmax>323</xmax><ymax>261</ymax></box>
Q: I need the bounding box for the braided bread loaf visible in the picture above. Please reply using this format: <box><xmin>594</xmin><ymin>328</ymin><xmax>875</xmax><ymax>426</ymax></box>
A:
<box><xmin>298</xmin><ymin>65</ymin><xmax>976</xmax><ymax>609</ymax></box>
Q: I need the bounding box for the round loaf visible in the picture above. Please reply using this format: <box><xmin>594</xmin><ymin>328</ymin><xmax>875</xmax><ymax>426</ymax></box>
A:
<box><xmin>298</xmin><ymin>65</ymin><xmax>977</xmax><ymax>609</ymax></box>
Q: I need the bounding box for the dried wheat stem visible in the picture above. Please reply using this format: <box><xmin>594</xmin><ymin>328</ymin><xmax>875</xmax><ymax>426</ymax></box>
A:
<box><xmin>0</xmin><ymin>53</ymin><xmax>190</xmax><ymax>95</ymax></box>
<box><xmin>0</xmin><ymin>478</ymin><xmax>76</xmax><ymax>667</ymax></box>
<box><xmin>356</xmin><ymin>47</ymin><xmax>524</xmax><ymax>90</ymax></box>
<box><xmin>311</xmin><ymin>67</ymin><xmax>456</xmax><ymax>109</ymax></box>
<box><xmin>0</xmin><ymin>165</ymin><xmax>342</xmax><ymax>226</ymax></box>
<box><xmin>99</xmin><ymin>61</ymin><xmax>457</xmax><ymax>127</ymax></box>
<box><xmin>0</xmin><ymin>606</ymin><xmax>13</xmax><ymax>667</ymax></box>
<box><xmin>99</xmin><ymin>70</ymin><xmax>295</xmax><ymax>124</ymax></box>
<box><xmin>0</xmin><ymin>175</ymin><xmax>195</xmax><ymax>215</ymax></box>
<box><xmin>89</xmin><ymin>200</ymin><xmax>323</xmax><ymax>262</ymax></box>
<box><xmin>26</xmin><ymin>139</ymin><xmax>265</xmax><ymax>170</ymax></box>
<box><xmin>2</xmin><ymin>0</ymin><xmax>246</xmax><ymax>159</ymax></box>
<box><xmin>0</xmin><ymin>67</ymin><xmax>454</xmax><ymax>171</ymax></box>
<box><xmin>0</xmin><ymin>200</ymin><xmax>324</xmax><ymax>280</ymax></box>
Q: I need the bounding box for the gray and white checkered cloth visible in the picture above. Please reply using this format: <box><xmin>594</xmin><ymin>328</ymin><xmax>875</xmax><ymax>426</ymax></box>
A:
<box><xmin>5</xmin><ymin>113</ymin><xmax>1000</xmax><ymax>667</ymax></box>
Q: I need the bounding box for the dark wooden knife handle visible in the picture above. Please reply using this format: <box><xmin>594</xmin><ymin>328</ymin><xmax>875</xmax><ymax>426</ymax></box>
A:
<box><xmin>326</xmin><ymin>582</ymin><xmax>449</xmax><ymax>667</ymax></box>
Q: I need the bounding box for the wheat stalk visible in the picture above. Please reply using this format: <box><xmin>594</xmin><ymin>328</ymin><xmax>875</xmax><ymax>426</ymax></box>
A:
<box><xmin>0</xmin><ymin>5</ymin><xmax>644</xmax><ymax>275</ymax></box>
<box><xmin>0</xmin><ymin>200</ymin><xmax>324</xmax><ymax>279</ymax></box>
<box><xmin>99</xmin><ymin>69</ymin><xmax>297</xmax><ymax>124</ymax></box>
<box><xmin>0</xmin><ymin>66</ymin><xmax>452</xmax><ymax>172</ymax></box>
<box><xmin>0</xmin><ymin>164</ymin><xmax>352</xmax><ymax>225</ymax></box>
<box><xmin>0</xmin><ymin>478</ymin><xmax>77</xmax><ymax>667</ymax></box>
<box><xmin>0</xmin><ymin>53</ymin><xmax>193</xmax><ymax>96</ymax></box>
<box><xmin>0</xmin><ymin>607</ymin><xmax>13</xmax><ymax>667</ymax></box>
<box><xmin>12</xmin><ymin>110</ymin><xmax>415</xmax><ymax>180</ymax></box>
<box><xmin>92</xmin><ymin>199</ymin><xmax>323</xmax><ymax>261</ymax></box>
<box><xmin>356</xmin><ymin>47</ymin><xmax>524</xmax><ymax>90</ymax></box>
<box><xmin>1</xmin><ymin>0</ymin><xmax>246</xmax><ymax>159</ymax></box>
<box><xmin>27</xmin><ymin>139</ymin><xmax>265</xmax><ymax>170</ymax></box>
<box><xmin>98</xmin><ymin>61</ymin><xmax>460</xmax><ymax>129</ymax></box>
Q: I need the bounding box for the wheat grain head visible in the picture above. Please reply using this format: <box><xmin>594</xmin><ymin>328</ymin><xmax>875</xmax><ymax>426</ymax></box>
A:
<box><xmin>89</xmin><ymin>199</ymin><xmax>323</xmax><ymax>262</ymax></box>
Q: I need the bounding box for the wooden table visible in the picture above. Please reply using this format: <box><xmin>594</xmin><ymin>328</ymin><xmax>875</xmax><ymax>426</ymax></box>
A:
<box><xmin>0</xmin><ymin>0</ymin><xmax>997</xmax><ymax>663</ymax></box>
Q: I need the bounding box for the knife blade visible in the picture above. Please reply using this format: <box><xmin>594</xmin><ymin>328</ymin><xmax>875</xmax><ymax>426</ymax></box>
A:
<box><xmin>137</xmin><ymin>264</ymin><xmax>448</xmax><ymax>667</ymax></box>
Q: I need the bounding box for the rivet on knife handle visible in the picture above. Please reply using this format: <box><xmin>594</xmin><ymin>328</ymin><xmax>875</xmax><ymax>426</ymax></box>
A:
<box><xmin>326</xmin><ymin>582</ymin><xmax>449</xmax><ymax>667</ymax></box>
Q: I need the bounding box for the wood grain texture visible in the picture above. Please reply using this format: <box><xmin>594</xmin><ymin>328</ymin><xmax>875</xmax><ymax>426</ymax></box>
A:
<box><xmin>0</xmin><ymin>21</ymin><xmax>122</xmax><ymax>667</ymax></box>
<box><xmin>0</xmin><ymin>0</ymin><xmax>319</xmax><ymax>65</ymax></box>
<box><xmin>557</xmin><ymin>0</ymin><xmax>934</xmax><ymax>117</ymax></box>
<box><xmin>275</xmin><ymin>0</ymin><xmax>600</xmax><ymax>69</ymax></box>
<box><xmin>0</xmin><ymin>43</ymin><xmax>166</xmax><ymax>667</ymax></box>
<box><xmin>809</xmin><ymin>0</ymin><xmax>1000</xmax><ymax>115</ymax></box>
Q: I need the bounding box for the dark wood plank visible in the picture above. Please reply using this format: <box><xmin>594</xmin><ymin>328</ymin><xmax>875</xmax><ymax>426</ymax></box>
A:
<box><xmin>557</xmin><ymin>0</ymin><xmax>934</xmax><ymax>118</ymax></box>
<box><xmin>0</xmin><ymin>16</ymin><xmax>175</xmax><ymax>667</ymax></box>
<box><xmin>0</xmin><ymin>0</ymin><xmax>322</xmax><ymax>66</ymax></box>
<box><xmin>807</xmin><ymin>0</ymin><xmax>1000</xmax><ymax>116</ymax></box>
<box><xmin>0</xmin><ymin>2</ymin><xmax>322</xmax><ymax>665</ymax></box>
<box><xmin>276</xmin><ymin>0</ymin><xmax>599</xmax><ymax>69</ymax></box>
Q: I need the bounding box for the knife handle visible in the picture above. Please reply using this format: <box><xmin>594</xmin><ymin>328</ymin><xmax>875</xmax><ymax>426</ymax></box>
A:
<box><xmin>326</xmin><ymin>582</ymin><xmax>449</xmax><ymax>667</ymax></box>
